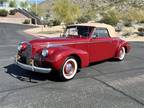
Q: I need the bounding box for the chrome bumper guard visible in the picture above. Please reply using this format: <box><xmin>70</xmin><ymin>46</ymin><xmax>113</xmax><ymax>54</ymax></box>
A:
<box><xmin>15</xmin><ymin>56</ymin><xmax>52</xmax><ymax>74</ymax></box>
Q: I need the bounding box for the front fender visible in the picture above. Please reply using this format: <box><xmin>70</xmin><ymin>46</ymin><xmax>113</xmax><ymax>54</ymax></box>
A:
<box><xmin>45</xmin><ymin>46</ymin><xmax>89</xmax><ymax>71</ymax></box>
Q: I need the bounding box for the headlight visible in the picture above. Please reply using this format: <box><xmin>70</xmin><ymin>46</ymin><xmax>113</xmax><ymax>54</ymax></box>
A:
<box><xmin>42</xmin><ymin>49</ymin><xmax>48</xmax><ymax>57</ymax></box>
<box><xmin>17</xmin><ymin>42</ymin><xmax>27</xmax><ymax>51</ymax></box>
<box><xmin>17</xmin><ymin>44</ymin><xmax>23</xmax><ymax>51</ymax></box>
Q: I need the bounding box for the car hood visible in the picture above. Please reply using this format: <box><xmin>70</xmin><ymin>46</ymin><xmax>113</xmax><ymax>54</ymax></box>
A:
<box><xmin>29</xmin><ymin>37</ymin><xmax>89</xmax><ymax>56</ymax></box>
<box><xmin>30</xmin><ymin>37</ymin><xmax>88</xmax><ymax>47</ymax></box>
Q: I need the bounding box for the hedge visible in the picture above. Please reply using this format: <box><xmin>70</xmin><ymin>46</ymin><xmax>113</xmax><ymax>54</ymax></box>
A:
<box><xmin>0</xmin><ymin>9</ymin><xmax>8</xmax><ymax>17</ymax></box>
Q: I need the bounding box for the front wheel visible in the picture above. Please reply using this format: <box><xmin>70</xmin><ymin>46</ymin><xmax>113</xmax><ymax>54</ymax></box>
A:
<box><xmin>118</xmin><ymin>47</ymin><xmax>126</xmax><ymax>61</ymax></box>
<box><xmin>59</xmin><ymin>57</ymin><xmax>78</xmax><ymax>81</ymax></box>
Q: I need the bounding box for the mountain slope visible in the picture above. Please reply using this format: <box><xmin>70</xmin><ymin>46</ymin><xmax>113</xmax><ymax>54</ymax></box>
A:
<box><xmin>40</xmin><ymin>0</ymin><xmax>144</xmax><ymax>10</ymax></box>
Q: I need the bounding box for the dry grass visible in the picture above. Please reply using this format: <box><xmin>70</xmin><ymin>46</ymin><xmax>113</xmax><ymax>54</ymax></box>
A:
<box><xmin>120</xmin><ymin>7</ymin><xmax>144</xmax><ymax>22</ymax></box>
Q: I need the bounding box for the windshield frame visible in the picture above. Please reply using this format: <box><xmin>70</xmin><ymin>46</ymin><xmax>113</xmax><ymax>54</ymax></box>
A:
<box><xmin>63</xmin><ymin>26</ymin><xmax>94</xmax><ymax>38</ymax></box>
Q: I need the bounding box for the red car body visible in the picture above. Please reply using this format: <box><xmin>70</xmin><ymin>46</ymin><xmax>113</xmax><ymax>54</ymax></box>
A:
<box><xmin>16</xmin><ymin>23</ymin><xmax>130</xmax><ymax>80</ymax></box>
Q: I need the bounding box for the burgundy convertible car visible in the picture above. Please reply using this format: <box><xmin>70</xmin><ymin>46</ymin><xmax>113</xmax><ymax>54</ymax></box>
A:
<box><xmin>16</xmin><ymin>23</ymin><xmax>130</xmax><ymax>80</ymax></box>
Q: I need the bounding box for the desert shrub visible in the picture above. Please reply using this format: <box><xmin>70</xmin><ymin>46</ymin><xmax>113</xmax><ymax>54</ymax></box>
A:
<box><xmin>139</xmin><ymin>20</ymin><xmax>144</xmax><ymax>23</ymax></box>
<box><xmin>0</xmin><ymin>9</ymin><xmax>8</xmax><ymax>17</ymax></box>
<box><xmin>23</xmin><ymin>19</ymin><xmax>30</xmax><ymax>24</ymax></box>
<box><xmin>52</xmin><ymin>0</ymin><xmax>80</xmax><ymax>26</ymax></box>
<box><xmin>47</xmin><ymin>19</ymin><xmax>61</xmax><ymax>26</ymax></box>
<box><xmin>99</xmin><ymin>10</ymin><xmax>120</xmax><ymax>25</ymax></box>
<box><xmin>122</xmin><ymin>8</ymin><xmax>144</xmax><ymax>23</ymax></box>
<box><xmin>52</xmin><ymin>19</ymin><xmax>61</xmax><ymax>26</ymax></box>
<box><xmin>99</xmin><ymin>16</ymin><xmax>118</xmax><ymax>25</ymax></box>
<box><xmin>138</xmin><ymin>28</ymin><xmax>144</xmax><ymax>32</ymax></box>
<box><xmin>77</xmin><ymin>15</ymin><xmax>92</xmax><ymax>23</ymax></box>
<box><xmin>47</xmin><ymin>20</ymin><xmax>53</xmax><ymax>26</ymax></box>
<box><xmin>9</xmin><ymin>9</ymin><xmax>17</xmax><ymax>15</ymax></box>
<box><xmin>9</xmin><ymin>0</ymin><xmax>16</xmax><ymax>8</ymax></box>
<box><xmin>137</xmin><ymin>27</ymin><xmax>144</xmax><ymax>36</ymax></box>
<box><xmin>123</xmin><ymin>20</ymin><xmax>132</xmax><ymax>27</ymax></box>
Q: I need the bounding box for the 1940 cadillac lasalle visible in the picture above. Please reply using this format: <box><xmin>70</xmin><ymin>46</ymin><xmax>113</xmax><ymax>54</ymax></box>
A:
<box><xmin>16</xmin><ymin>23</ymin><xmax>130</xmax><ymax>80</ymax></box>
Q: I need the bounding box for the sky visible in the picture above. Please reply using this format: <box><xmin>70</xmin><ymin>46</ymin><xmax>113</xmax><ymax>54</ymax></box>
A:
<box><xmin>29</xmin><ymin>0</ymin><xmax>45</xmax><ymax>3</ymax></box>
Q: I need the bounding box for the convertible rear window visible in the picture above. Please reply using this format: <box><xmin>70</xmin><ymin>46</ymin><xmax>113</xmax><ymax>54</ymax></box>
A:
<box><xmin>63</xmin><ymin>26</ymin><xmax>94</xmax><ymax>37</ymax></box>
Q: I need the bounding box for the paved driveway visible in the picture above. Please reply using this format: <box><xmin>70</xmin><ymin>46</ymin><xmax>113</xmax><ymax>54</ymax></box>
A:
<box><xmin>0</xmin><ymin>23</ymin><xmax>144</xmax><ymax>108</ymax></box>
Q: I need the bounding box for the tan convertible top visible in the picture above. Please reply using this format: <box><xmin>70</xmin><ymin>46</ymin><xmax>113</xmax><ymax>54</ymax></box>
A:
<box><xmin>71</xmin><ymin>23</ymin><xmax>118</xmax><ymax>37</ymax></box>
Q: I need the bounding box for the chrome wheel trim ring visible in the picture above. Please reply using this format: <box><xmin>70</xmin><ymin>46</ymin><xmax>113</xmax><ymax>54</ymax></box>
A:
<box><xmin>62</xmin><ymin>58</ymin><xmax>77</xmax><ymax>80</ymax></box>
<box><xmin>119</xmin><ymin>47</ymin><xmax>125</xmax><ymax>60</ymax></box>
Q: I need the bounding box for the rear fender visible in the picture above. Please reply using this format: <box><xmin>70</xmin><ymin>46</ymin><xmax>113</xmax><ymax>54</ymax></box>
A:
<box><xmin>115</xmin><ymin>41</ymin><xmax>130</xmax><ymax>58</ymax></box>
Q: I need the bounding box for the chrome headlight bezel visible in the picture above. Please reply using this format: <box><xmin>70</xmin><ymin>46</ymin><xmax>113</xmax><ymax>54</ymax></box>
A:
<box><xmin>17</xmin><ymin>41</ymin><xmax>27</xmax><ymax>51</ymax></box>
<box><xmin>17</xmin><ymin>44</ymin><xmax>23</xmax><ymax>51</ymax></box>
<box><xmin>42</xmin><ymin>49</ymin><xmax>48</xmax><ymax>57</ymax></box>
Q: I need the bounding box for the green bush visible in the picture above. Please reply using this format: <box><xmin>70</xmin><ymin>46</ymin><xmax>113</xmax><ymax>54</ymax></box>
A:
<box><xmin>52</xmin><ymin>0</ymin><xmax>80</xmax><ymax>26</ymax></box>
<box><xmin>9</xmin><ymin>1</ymin><xmax>16</xmax><ymax>8</ymax></box>
<box><xmin>52</xmin><ymin>19</ymin><xmax>61</xmax><ymax>26</ymax></box>
<box><xmin>47</xmin><ymin>19</ymin><xmax>61</xmax><ymax>26</ymax></box>
<box><xmin>23</xmin><ymin>19</ymin><xmax>30</xmax><ymax>24</ymax></box>
<box><xmin>9</xmin><ymin>10</ymin><xmax>17</xmax><ymax>15</ymax></box>
<box><xmin>77</xmin><ymin>15</ymin><xmax>92</xmax><ymax>23</ymax></box>
<box><xmin>137</xmin><ymin>27</ymin><xmax>144</xmax><ymax>36</ymax></box>
<box><xmin>124</xmin><ymin>8</ymin><xmax>144</xmax><ymax>23</ymax></box>
<box><xmin>99</xmin><ymin>14</ymin><xmax>118</xmax><ymax>25</ymax></box>
<box><xmin>138</xmin><ymin>28</ymin><xmax>144</xmax><ymax>32</ymax></box>
<box><xmin>123</xmin><ymin>20</ymin><xmax>132</xmax><ymax>27</ymax></box>
<box><xmin>139</xmin><ymin>20</ymin><xmax>144</xmax><ymax>23</ymax></box>
<box><xmin>0</xmin><ymin>9</ymin><xmax>8</xmax><ymax>17</ymax></box>
<box><xmin>99</xmin><ymin>10</ymin><xmax>120</xmax><ymax>26</ymax></box>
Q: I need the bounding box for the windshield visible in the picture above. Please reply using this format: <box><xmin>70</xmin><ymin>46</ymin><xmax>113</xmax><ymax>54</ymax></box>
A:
<box><xmin>63</xmin><ymin>26</ymin><xmax>94</xmax><ymax>38</ymax></box>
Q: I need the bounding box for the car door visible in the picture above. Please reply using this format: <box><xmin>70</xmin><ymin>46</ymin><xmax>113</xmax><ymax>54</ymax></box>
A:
<box><xmin>89</xmin><ymin>28</ymin><xmax>116</xmax><ymax>62</ymax></box>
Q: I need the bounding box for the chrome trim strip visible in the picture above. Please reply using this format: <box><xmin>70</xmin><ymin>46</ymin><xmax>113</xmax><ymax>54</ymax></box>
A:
<box><xmin>46</xmin><ymin>40</ymin><xmax>113</xmax><ymax>48</ymax></box>
<box><xmin>15</xmin><ymin>59</ymin><xmax>52</xmax><ymax>74</ymax></box>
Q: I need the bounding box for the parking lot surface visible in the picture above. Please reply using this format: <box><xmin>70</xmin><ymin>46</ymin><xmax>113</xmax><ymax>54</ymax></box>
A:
<box><xmin>0</xmin><ymin>23</ymin><xmax>144</xmax><ymax>108</ymax></box>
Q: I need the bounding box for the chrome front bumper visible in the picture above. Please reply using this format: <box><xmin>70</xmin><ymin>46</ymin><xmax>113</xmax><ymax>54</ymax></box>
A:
<box><xmin>15</xmin><ymin>56</ymin><xmax>52</xmax><ymax>74</ymax></box>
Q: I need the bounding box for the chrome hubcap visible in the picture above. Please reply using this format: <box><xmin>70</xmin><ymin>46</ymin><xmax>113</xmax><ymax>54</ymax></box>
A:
<box><xmin>64</xmin><ymin>62</ymin><xmax>75</xmax><ymax>76</ymax></box>
<box><xmin>119</xmin><ymin>47</ymin><xmax>125</xmax><ymax>60</ymax></box>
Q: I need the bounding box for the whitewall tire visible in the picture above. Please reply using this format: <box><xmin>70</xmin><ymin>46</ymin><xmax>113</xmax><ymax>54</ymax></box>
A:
<box><xmin>118</xmin><ymin>47</ymin><xmax>126</xmax><ymax>61</ymax></box>
<box><xmin>60</xmin><ymin>57</ymin><xmax>78</xmax><ymax>80</ymax></box>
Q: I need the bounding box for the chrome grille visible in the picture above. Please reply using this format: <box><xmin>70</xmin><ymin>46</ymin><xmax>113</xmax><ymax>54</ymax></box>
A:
<box><xmin>19</xmin><ymin>43</ymin><xmax>32</xmax><ymax>64</ymax></box>
<box><xmin>34</xmin><ymin>53</ymin><xmax>41</xmax><ymax>67</ymax></box>
<box><xmin>24</xmin><ymin>43</ymin><xmax>32</xmax><ymax>60</ymax></box>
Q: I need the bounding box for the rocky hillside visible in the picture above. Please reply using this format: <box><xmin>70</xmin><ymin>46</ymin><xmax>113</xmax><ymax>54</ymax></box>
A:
<box><xmin>40</xmin><ymin>0</ymin><xmax>144</xmax><ymax>11</ymax></box>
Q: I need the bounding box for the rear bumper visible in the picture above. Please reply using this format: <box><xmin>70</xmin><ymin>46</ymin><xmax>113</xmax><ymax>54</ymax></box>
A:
<box><xmin>15</xmin><ymin>57</ymin><xmax>52</xmax><ymax>74</ymax></box>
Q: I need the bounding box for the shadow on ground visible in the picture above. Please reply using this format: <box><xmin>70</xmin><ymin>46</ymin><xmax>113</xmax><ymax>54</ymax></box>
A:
<box><xmin>4</xmin><ymin>59</ymin><xmax>120</xmax><ymax>83</ymax></box>
<box><xmin>4</xmin><ymin>64</ymin><xmax>61</xmax><ymax>83</ymax></box>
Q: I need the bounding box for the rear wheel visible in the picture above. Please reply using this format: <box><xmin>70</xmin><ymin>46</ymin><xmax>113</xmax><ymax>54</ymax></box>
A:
<box><xmin>118</xmin><ymin>47</ymin><xmax>126</xmax><ymax>61</ymax></box>
<box><xmin>59</xmin><ymin>57</ymin><xmax>78</xmax><ymax>81</ymax></box>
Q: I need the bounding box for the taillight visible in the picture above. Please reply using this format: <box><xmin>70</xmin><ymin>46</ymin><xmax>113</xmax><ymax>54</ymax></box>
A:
<box><xmin>18</xmin><ymin>42</ymin><xmax>27</xmax><ymax>51</ymax></box>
